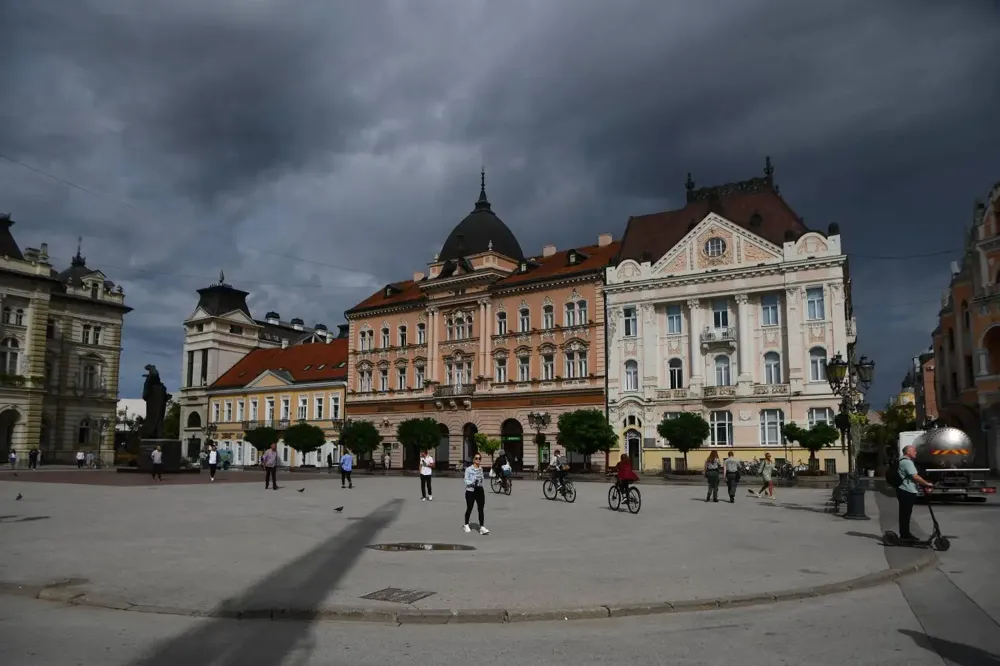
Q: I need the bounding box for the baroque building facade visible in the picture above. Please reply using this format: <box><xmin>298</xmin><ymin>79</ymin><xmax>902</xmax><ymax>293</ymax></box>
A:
<box><xmin>178</xmin><ymin>273</ymin><xmax>346</xmax><ymax>455</ymax></box>
<box><xmin>345</xmin><ymin>174</ymin><xmax>616</xmax><ymax>471</ymax></box>
<box><xmin>0</xmin><ymin>214</ymin><xmax>130</xmax><ymax>464</ymax></box>
<box><xmin>931</xmin><ymin>180</ymin><xmax>1000</xmax><ymax>472</ymax></box>
<box><xmin>604</xmin><ymin>164</ymin><xmax>855</xmax><ymax>473</ymax></box>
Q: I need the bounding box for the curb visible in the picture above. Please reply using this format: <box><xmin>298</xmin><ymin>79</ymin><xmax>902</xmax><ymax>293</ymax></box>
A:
<box><xmin>2</xmin><ymin>551</ymin><xmax>937</xmax><ymax>625</ymax></box>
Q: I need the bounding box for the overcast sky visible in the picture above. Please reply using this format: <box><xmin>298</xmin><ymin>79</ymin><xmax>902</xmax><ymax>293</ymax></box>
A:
<box><xmin>1</xmin><ymin>0</ymin><xmax>998</xmax><ymax>404</ymax></box>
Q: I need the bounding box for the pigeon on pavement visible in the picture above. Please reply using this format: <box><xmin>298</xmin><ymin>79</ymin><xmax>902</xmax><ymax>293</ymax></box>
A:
<box><xmin>16</xmin><ymin>493</ymin><xmax>22</xmax><ymax>501</ymax></box>
<box><xmin>334</xmin><ymin>506</ymin><xmax>344</xmax><ymax>513</ymax></box>
<box><xmin>297</xmin><ymin>488</ymin><xmax>305</xmax><ymax>493</ymax></box>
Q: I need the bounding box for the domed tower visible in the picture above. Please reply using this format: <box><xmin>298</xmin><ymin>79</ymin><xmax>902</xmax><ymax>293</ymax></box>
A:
<box><xmin>438</xmin><ymin>170</ymin><xmax>524</xmax><ymax>263</ymax></box>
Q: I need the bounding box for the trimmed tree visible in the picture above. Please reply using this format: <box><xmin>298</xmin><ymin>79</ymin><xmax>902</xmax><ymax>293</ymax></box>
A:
<box><xmin>556</xmin><ymin>409</ymin><xmax>616</xmax><ymax>471</ymax></box>
<box><xmin>782</xmin><ymin>422</ymin><xmax>841</xmax><ymax>471</ymax></box>
<box><xmin>339</xmin><ymin>420</ymin><xmax>382</xmax><ymax>461</ymax></box>
<box><xmin>244</xmin><ymin>426</ymin><xmax>278</xmax><ymax>453</ymax></box>
<box><xmin>283</xmin><ymin>422</ymin><xmax>327</xmax><ymax>464</ymax></box>
<box><xmin>474</xmin><ymin>433</ymin><xmax>501</xmax><ymax>463</ymax></box>
<box><xmin>397</xmin><ymin>418</ymin><xmax>441</xmax><ymax>455</ymax></box>
<box><xmin>657</xmin><ymin>412</ymin><xmax>709</xmax><ymax>472</ymax></box>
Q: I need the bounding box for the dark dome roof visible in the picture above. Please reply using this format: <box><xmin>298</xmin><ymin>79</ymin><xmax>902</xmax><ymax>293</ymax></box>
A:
<box><xmin>438</xmin><ymin>172</ymin><xmax>523</xmax><ymax>263</ymax></box>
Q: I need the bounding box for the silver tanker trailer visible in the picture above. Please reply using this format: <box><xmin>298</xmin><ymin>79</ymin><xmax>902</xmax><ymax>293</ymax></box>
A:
<box><xmin>897</xmin><ymin>427</ymin><xmax>996</xmax><ymax>501</ymax></box>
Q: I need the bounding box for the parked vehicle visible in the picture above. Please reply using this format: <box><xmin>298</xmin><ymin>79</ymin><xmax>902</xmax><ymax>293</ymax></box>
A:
<box><xmin>897</xmin><ymin>428</ymin><xmax>996</xmax><ymax>501</ymax></box>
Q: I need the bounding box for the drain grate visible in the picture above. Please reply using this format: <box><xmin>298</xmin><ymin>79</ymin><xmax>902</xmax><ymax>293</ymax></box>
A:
<box><xmin>360</xmin><ymin>587</ymin><xmax>436</xmax><ymax>604</ymax></box>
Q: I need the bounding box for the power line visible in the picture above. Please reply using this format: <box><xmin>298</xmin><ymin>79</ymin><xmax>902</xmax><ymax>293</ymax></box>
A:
<box><xmin>849</xmin><ymin>248</ymin><xmax>962</xmax><ymax>260</ymax></box>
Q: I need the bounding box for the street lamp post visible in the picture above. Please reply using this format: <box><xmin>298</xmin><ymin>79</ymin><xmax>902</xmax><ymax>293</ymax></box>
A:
<box><xmin>527</xmin><ymin>411</ymin><xmax>551</xmax><ymax>466</ymax></box>
<box><xmin>826</xmin><ymin>351</ymin><xmax>875</xmax><ymax>520</ymax></box>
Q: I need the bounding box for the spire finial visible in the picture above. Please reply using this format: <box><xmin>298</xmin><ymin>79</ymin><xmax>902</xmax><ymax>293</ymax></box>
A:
<box><xmin>475</xmin><ymin>167</ymin><xmax>491</xmax><ymax>210</ymax></box>
<box><xmin>764</xmin><ymin>156</ymin><xmax>774</xmax><ymax>177</ymax></box>
<box><xmin>488</xmin><ymin>239</ymin><xmax>493</xmax><ymax>251</ymax></box>
<box><xmin>219</xmin><ymin>270</ymin><xmax>225</xmax><ymax>285</ymax></box>
<box><xmin>685</xmin><ymin>172</ymin><xmax>695</xmax><ymax>191</ymax></box>
<box><xmin>71</xmin><ymin>236</ymin><xmax>86</xmax><ymax>266</ymax></box>
<box><xmin>76</xmin><ymin>236</ymin><xmax>82</xmax><ymax>258</ymax></box>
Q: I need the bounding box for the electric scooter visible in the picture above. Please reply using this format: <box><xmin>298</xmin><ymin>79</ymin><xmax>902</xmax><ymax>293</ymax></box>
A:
<box><xmin>883</xmin><ymin>489</ymin><xmax>951</xmax><ymax>551</ymax></box>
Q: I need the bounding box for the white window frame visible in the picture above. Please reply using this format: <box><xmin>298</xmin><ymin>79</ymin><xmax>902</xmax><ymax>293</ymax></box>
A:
<box><xmin>760</xmin><ymin>409</ymin><xmax>785</xmax><ymax>446</ymax></box>
<box><xmin>93</xmin><ymin>326</ymin><xmax>102</xmax><ymax>345</ymax></box>
<box><xmin>518</xmin><ymin>356</ymin><xmax>530</xmax><ymax>382</ymax></box>
<box><xmin>236</xmin><ymin>400</ymin><xmax>245</xmax><ymax>422</ymax></box>
<box><xmin>542</xmin><ymin>354</ymin><xmax>555</xmax><ymax>380</ymax></box>
<box><xmin>565</xmin><ymin>351</ymin><xmax>580</xmax><ymax>378</ymax></box>
<box><xmin>668</xmin><ymin>358</ymin><xmax>683</xmax><ymax>389</ymax></box>
<box><xmin>542</xmin><ymin>305</ymin><xmax>554</xmax><ymax>329</ymax></box>
<box><xmin>212</xmin><ymin>402</ymin><xmax>221</xmax><ymax>423</ymax></box>
<box><xmin>808</xmin><ymin>407</ymin><xmax>835</xmax><ymax>428</ymax></box>
<box><xmin>82</xmin><ymin>324</ymin><xmax>91</xmax><ymax>345</ymax></box>
<box><xmin>764</xmin><ymin>352</ymin><xmax>782</xmax><ymax>385</ymax></box>
<box><xmin>712</xmin><ymin>299</ymin><xmax>729</xmax><ymax>329</ymax></box>
<box><xmin>519</xmin><ymin>308</ymin><xmax>530</xmax><ymax>332</ymax></box>
<box><xmin>414</xmin><ymin>365</ymin><xmax>425</xmax><ymax>389</ymax></box>
<box><xmin>280</xmin><ymin>397</ymin><xmax>290</xmax><ymax>420</ymax></box>
<box><xmin>623</xmin><ymin>307</ymin><xmax>637</xmax><ymax>337</ymax></box>
<box><xmin>494</xmin><ymin>356</ymin><xmax>508</xmax><ymax>383</ymax></box>
<box><xmin>576</xmin><ymin>300</ymin><xmax>588</xmax><ymax>325</ymax></box>
<box><xmin>297</xmin><ymin>396</ymin><xmax>308</xmax><ymax>420</ymax></box>
<box><xmin>496</xmin><ymin>311</ymin><xmax>507</xmax><ymax>335</ymax></box>
<box><xmin>330</xmin><ymin>394</ymin><xmax>341</xmax><ymax>419</ymax></box>
<box><xmin>806</xmin><ymin>287</ymin><xmax>825</xmax><ymax>321</ymax></box>
<box><xmin>265</xmin><ymin>397</ymin><xmax>275</xmax><ymax>420</ymax></box>
<box><xmin>809</xmin><ymin>347</ymin><xmax>827</xmax><ymax>382</ymax></box>
<box><xmin>398</xmin><ymin>325</ymin><xmax>407</xmax><ymax>347</ymax></box>
<box><xmin>250</xmin><ymin>399</ymin><xmax>258</xmax><ymax>421</ymax></box>
<box><xmin>666</xmin><ymin>305</ymin><xmax>682</xmax><ymax>334</ymax></box>
<box><xmin>379</xmin><ymin>367</ymin><xmax>389</xmax><ymax>391</ymax></box>
<box><xmin>624</xmin><ymin>360</ymin><xmax>639</xmax><ymax>391</ymax></box>
<box><xmin>417</xmin><ymin>323</ymin><xmax>426</xmax><ymax>344</ymax></box>
<box><xmin>564</xmin><ymin>303</ymin><xmax>576</xmax><ymax>327</ymax></box>
<box><xmin>577</xmin><ymin>352</ymin><xmax>588</xmax><ymax>377</ymax></box>
<box><xmin>380</xmin><ymin>327</ymin><xmax>390</xmax><ymax>348</ymax></box>
<box><xmin>397</xmin><ymin>366</ymin><xmax>407</xmax><ymax>390</ymax></box>
<box><xmin>314</xmin><ymin>395</ymin><xmax>324</xmax><ymax>420</ymax></box>
<box><xmin>761</xmin><ymin>294</ymin><xmax>779</xmax><ymax>327</ymax></box>
<box><xmin>715</xmin><ymin>355</ymin><xmax>731</xmax><ymax>386</ymax></box>
<box><xmin>710</xmin><ymin>410</ymin><xmax>733</xmax><ymax>447</ymax></box>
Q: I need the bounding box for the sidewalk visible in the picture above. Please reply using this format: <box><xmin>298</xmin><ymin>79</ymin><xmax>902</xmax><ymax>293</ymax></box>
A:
<box><xmin>0</xmin><ymin>477</ymin><xmax>928</xmax><ymax>622</ymax></box>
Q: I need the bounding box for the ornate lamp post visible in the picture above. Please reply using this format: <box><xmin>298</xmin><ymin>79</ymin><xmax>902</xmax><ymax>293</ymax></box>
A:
<box><xmin>826</xmin><ymin>351</ymin><xmax>875</xmax><ymax>520</ymax></box>
<box><xmin>527</xmin><ymin>411</ymin><xmax>551</xmax><ymax>466</ymax></box>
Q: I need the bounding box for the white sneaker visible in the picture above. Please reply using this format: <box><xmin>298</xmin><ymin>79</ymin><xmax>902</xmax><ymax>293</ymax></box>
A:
<box><xmin>479</xmin><ymin>526</ymin><xmax>490</xmax><ymax>535</ymax></box>
<box><xmin>463</xmin><ymin>524</ymin><xmax>471</xmax><ymax>533</ymax></box>
<box><xmin>421</xmin><ymin>497</ymin><xmax>426</xmax><ymax>501</ymax></box>
<box><xmin>428</xmin><ymin>496</ymin><xmax>433</xmax><ymax>501</ymax></box>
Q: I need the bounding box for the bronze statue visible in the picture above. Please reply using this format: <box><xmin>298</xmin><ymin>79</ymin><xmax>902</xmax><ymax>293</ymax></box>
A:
<box><xmin>140</xmin><ymin>365</ymin><xmax>172</xmax><ymax>439</ymax></box>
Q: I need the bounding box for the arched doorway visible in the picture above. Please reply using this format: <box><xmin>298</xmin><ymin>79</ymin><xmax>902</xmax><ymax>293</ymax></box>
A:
<box><xmin>437</xmin><ymin>423</ymin><xmax>450</xmax><ymax>470</ymax></box>
<box><xmin>625</xmin><ymin>429</ymin><xmax>642</xmax><ymax>471</ymax></box>
<box><xmin>500</xmin><ymin>419</ymin><xmax>524</xmax><ymax>471</ymax></box>
<box><xmin>0</xmin><ymin>408</ymin><xmax>20</xmax><ymax>459</ymax></box>
<box><xmin>462</xmin><ymin>423</ymin><xmax>478</xmax><ymax>466</ymax></box>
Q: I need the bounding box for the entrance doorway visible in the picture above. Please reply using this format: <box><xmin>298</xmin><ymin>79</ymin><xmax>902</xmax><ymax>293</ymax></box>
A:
<box><xmin>0</xmin><ymin>408</ymin><xmax>19</xmax><ymax>459</ymax></box>
<box><xmin>501</xmin><ymin>419</ymin><xmax>524</xmax><ymax>471</ymax></box>
<box><xmin>403</xmin><ymin>442</ymin><xmax>420</xmax><ymax>470</ymax></box>
<box><xmin>625</xmin><ymin>429</ymin><xmax>641</xmax><ymax>471</ymax></box>
<box><xmin>437</xmin><ymin>424</ymin><xmax>450</xmax><ymax>469</ymax></box>
<box><xmin>462</xmin><ymin>423</ymin><xmax>478</xmax><ymax>465</ymax></box>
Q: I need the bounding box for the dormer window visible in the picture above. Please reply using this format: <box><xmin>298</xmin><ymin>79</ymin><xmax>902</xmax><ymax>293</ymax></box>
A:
<box><xmin>90</xmin><ymin>283</ymin><xmax>99</xmax><ymax>299</ymax></box>
<box><xmin>568</xmin><ymin>252</ymin><xmax>577</xmax><ymax>265</ymax></box>
<box><xmin>520</xmin><ymin>262</ymin><xmax>527</xmax><ymax>272</ymax></box>
<box><xmin>229</xmin><ymin>325</ymin><xmax>243</xmax><ymax>335</ymax></box>
<box><xmin>385</xmin><ymin>287</ymin><xmax>392</xmax><ymax>298</ymax></box>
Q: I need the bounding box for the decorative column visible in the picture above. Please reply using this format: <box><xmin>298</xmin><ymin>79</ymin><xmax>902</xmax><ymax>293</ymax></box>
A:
<box><xmin>687</xmin><ymin>299</ymin><xmax>702</xmax><ymax>387</ymax></box>
<box><xmin>478</xmin><ymin>299</ymin><xmax>488</xmax><ymax>378</ymax></box>
<box><xmin>784</xmin><ymin>287</ymin><xmax>803</xmax><ymax>391</ymax></box>
<box><xmin>829</xmin><ymin>283</ymin><xmax>847</xmax><ymax>358</ymax></box>
<box><xmin>736</xmin><ymin>293</ymin><xmax>752</xmax><ymax>383</ymax></box>
<box><xmin>484</xmin><ymin>300</ymin><xmax>492</xmax><ymax>379</ymax></box>
<box><xmin>641</xmin><ymin>303</ymin><xmax>657</xmax><ymax>392</ymax></box>
<box><xmin>429</xmin><ymin>308</ymin><xmax>439</xmax><ymax>382</ymax></box>
<box><xmin>955</xmin><ymin>296</ymin><xmax>968</xmax><ymax>389</ymax></box>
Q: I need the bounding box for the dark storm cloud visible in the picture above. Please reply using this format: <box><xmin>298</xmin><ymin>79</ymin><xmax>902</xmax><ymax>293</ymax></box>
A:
<box><xmin>1</xmin><ymin>0</ymin><xmax>998</xmax><ymax>401</ymax></box>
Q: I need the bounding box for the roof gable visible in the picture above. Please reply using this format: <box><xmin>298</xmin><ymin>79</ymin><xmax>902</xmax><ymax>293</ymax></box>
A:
<box><xmin>211</xmin><ymin>338</ymin><xmax>349</xmax><ymax>390</ymax></box>
<box><xmin>646</xmin><ymin>213</ymin><xmax>783</xmax><ymax>278</ymax></box>
<box><xmin>245</xmin><ymin>370</ymin><xmax>292</xmax><ymax>389</ymax></box>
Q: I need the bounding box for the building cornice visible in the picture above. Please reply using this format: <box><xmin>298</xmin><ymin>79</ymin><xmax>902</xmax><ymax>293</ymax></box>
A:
<box><xmin>603</xmin><ymin>258</ymin><xmax>845</xmax><ymax>296</ymax></box>
<box><xmin>206</xmin><ymin>380</ymin><xmax>347</xmax><ymax>397</ymax></box>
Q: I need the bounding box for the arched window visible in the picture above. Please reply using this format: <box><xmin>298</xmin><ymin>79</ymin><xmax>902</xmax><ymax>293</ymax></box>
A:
<box><xmin>518</xmin><ymin>308</ymin><xmax>530</xmax><ymax>332</ymax></box>
<box><xmin>710</xmin><ymin>410</ymin><xmax>732</xmax><ymax>446</ymax></box>
<box><xmin>14</xmin><ymin>309</ymin><xmax>24</xmax><ymax>326</ymax></box>
<box><xmin>380</xmin><ymin>327</ymin><xmax>390</xmax><ymax>348</ymax></box>
<box><xmin>496</xmin><ymin>311</ymin><xmax>507</xmax><ymax>335</ymax></box>
<box><xmin>809</xmin><ymin>347</ymin><xmax>827</xmax><ymax>382</ymax></box>
<box><xmin>1</xmin><ymin>307</ymin><xmax>11</xmax><ymax>325</ymax></box>
<box><xmin>398</xmin><ymin>325</ymin><xmax>407</xmax><ymax>347</ymax></box>
<box><xmin>764</xmin><ymin>352</ymin><xmax>782</xmax><ymax>384</ymax></box>
<box><xmin>948</xmin><ymin>329</ymin><xmax>955</xmax><ymax>351</ymax></box>
<box><xmin>564</xmin><ymin>302</ymin><xmax>577</xmax><ymax>327</ymax></box>
<box><xmin>1</xmin><ymin>338</ymin><xmax>19</xmax><ymax>374</ymax></box>
<box><xmin>576</xmin><ymin>300</ymin><xmax>588</xmax><ymax>324</ymax></box>
<box><xmin>624</xmin><ymin>360</ymin><xmax>639</xmax><ymax>391</ymax></box>
<box><xmin>78</xmin><ymin>418</ymin><xmax>91</xmax><ymax>445</ymax></box>
<box><xmin>668</xmin><ymin>358</ymin><xmax>684</xmax><ymax>389</ymax></box>
<box><xmin>82</xmin><ymin>363</ymin><xmax>101</xmax><ymax>389</ymax></box>
<box><xmin>714</xmin><ymin>355</ymin><xmax>731</xmax><ymax>386</ymax></box>
<box><xmin>187</xmin><ymin>412</ymin><xmax>202</xmax><ymax>429</ymax></box>
<box><xmin>542</xmin><ymin>304</ymin><xmax>554</xmax><ymax>329</ymax></box>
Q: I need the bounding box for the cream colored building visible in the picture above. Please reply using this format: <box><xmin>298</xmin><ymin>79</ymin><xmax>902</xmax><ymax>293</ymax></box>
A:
<box><xmin>605</xmin><ymin>165</ymin><xmax>855</xmax><ymax>474</ymax></box>
<box><xmin>0</xmin><ymin>214</ymin><xmax>130</xmax><ymax>464</ymax></box>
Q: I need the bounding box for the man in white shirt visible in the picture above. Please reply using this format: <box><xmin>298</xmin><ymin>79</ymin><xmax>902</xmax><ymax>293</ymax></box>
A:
<box><xmin>76</xmin><ymin>450</ymin><xmax>85</xmax><ymax>470</ymax></box>
<box><xmin>207</xmin><ymin>444</ymin><xmax>219</xmax><ymax>481</ymax></box>
<box><xmin>419</xmin><ymin>449</ymin><xmax>435</xmax><ymax>501</ymax></box>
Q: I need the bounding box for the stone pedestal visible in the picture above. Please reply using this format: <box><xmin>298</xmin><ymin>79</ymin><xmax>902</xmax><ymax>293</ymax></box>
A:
<box><xmin>137</xmin><ymin>439</ymin><xmax>183</xmax><ymax>472</ymax></box>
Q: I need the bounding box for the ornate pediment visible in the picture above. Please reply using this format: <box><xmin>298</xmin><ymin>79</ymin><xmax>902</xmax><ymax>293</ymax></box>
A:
<box><xmin>650</xmin><ymin>213</ymin><xmax>783</xmax><ymax>278</ymax></box>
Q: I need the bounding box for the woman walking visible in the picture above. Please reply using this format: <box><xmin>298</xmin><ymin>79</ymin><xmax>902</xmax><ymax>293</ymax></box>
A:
<box><xmin>753</xmin><ymin>452</ymin><xmax>775</xmax><ymax>499</ymax></box>
<box><xmin>463</xmin><ymin>454</ymin><xmax>489</xmax><ymax>534</ymax></box>
<box><xmin>207</xmin><ymin>444</ymin><xmax>219</xmax><ymax>481</ymax></box>
<box><xmin>704</xmin><ymin>450</ymin><xmax>722</xmax><ymax>502</ymax></box>
<box><xmin>419</xmin><ymin>449</ymin><xmax>434</xmax><ymax>501</ymax></box>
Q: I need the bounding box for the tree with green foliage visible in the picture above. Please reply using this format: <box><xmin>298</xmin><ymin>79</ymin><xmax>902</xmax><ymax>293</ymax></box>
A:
<box><xmin>244</xmin><ymin>426</ymin><xmax>278</xmax><ymax>452</ymax></box>
<box><xmin>781</xmin><ymin>422</ymin><xmax>841</xmax><ymax>469</ymax></box>
<box><xmin>163</xmin><ymin>401</ymin><xmax>180</xmax><ymax>439</ymax></box>
<box><xmin>397</xmin><ymin>418</ymin><xmax>441</xmax><ymax>454</ymax></box>
<box><xmin>657</xmin><ymin>412</ymin><xmax>709</xmax><ymax>471</ymax></box>
<box><xmin>474</xmin><ymin>432</ymin><xmax>501</xmax><ymax>462</ymax></box>
<box><xmin>556</xmin><ymin>409</ymin><xmax>616</xmax><ymax>470</ymax></box>
<box><xmin>339</xmin><ymin>420</ymin><xmax>382</xmax><ymax>460</ymax></box>
<box><xmin>283</xmin><ymin>422</ymin><xmax>326</xmax><ymax>461</ymax></box>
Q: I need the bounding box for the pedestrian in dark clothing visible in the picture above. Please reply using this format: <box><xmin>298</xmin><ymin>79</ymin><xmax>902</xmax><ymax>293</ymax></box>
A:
<box><xmin>704</xmin><ymin>450</ymin><xmax>722</xmax><ymax>502</ymax></box>
<box><xmin>262</xmin><ymin>442</ymin><xmax>279</xmax><ymax>490</ymax></box>
<box><xmin>326</xmin><ymin>452</ymin><xmax>334</xmax><ymax>474</ymax></box>
<box><xmin>28</xmin><ymin>448</ymin><xmax>38</xmax><ymax>470</ymax></box>
<box><xmin>723</xmin><ymin>451</ymin><xmax>741</xmax><ymax>503</ymax></box>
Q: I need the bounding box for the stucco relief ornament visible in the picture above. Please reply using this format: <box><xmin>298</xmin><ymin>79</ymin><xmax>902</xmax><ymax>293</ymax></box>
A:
<box><xmin>738</xmin><ymin>410</ymin><xmax>752</xmax><ymax>421</ymax></box>
<box><xmin>686</xmin><ymin>298</ymin><xmax>700</xmax><ymax>309</ymax></box>
<box><xmin>734</xmin><ymin>293</ymin><xmax>749</xmax><ymax>305</ymax></box>
<box><xmin>641</xmin><ymin>303</ymin><xmax>654</xmax><ymax>323</ymax></box>
<box><xmin>785</xmin><ymin>287</ymin><xmax>800</xmax><ymax>303</ymax></box>
<box><xmin>624</xmin><ymin>340</ymin><xmax>638</xmax><ymax>357</ymax></box>
<box><xmin>668</xmin><ymin>338</ymin><xmax>680</xmax><ymax>353</ymax></box>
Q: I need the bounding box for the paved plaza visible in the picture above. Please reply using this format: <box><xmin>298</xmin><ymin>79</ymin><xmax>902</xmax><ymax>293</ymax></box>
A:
<box><xmin>1</xmin><ymin>472</ymin><xmax>895</xmax><ymax>615</ymax></box>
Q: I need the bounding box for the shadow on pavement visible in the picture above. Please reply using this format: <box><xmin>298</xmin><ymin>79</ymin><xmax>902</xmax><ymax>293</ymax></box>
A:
<box><xmin>759</xmin><ymin>501</ymin><xmax>837</xmax><ymax>515</ymax></box>
<box><xmin>128</xmin><ymin>499</ymin><xmax>403</xmax><ymax>666</ymax></box>
<box><xmin>899</xmin><ymin>629</ymin><xmax>1000</xmax><ymax>665</ymax></box>
<box><xmin>845</xmin><ymin>530</ymin><xmax>884</xmax><ymax>544</ymax></box>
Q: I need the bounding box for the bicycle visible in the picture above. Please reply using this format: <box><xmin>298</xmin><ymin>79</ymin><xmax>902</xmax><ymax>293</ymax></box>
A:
<box><xmin>490</xmin><ymin>471</ymin><xmax>512</xmax><ymax>495</ymax></box>
<box><xmin>542</xmin><ymin>475</ymin><xmax>577</xmax><ymax>503</ymax></box>
<box><xmin>88</xmin><ymin>457</ymin><xmax>104</xmax><ymax>470</ymax></box>
<box><xmin>607</xmin><ymin>479</ymin><xmax>641</xmax><ymax>514</ymax></box>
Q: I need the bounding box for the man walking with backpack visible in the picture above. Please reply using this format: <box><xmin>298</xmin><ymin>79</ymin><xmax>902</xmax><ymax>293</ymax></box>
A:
<box><xmin>894</xmin><ymin>445</ymin><xmax>934</xmax><ymax>541</ymax></box>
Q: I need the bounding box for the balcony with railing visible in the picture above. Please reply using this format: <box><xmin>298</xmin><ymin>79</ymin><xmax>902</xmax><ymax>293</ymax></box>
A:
<box><xmin>700</xmin><ymin>327</ymin><xmax>737</xmax><ymax>350</ymax></box>
<box><xmin>655</xmin><ymin>388</ymin><xmax>691</xmax><ymax>400</ymax></box>
<box><xmin>433</xmin><ymin>384</ymin><xmax>476</xmax><ymax>398</ymax></box>
<box><xmin>702</xmin><ymin>385</ymin><xmax>736</xmax><ymax>400</ymax></box>
<box><xmin>753</xmin><ymin>383</ymin><xmax>790</xmax><ymax>397</ymax></box>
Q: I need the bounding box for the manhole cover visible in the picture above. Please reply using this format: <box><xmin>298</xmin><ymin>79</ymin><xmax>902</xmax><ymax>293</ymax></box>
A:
<box><xmin>367</xmin><ymin>543</ymin><xmax>475</xmax><ymax>552</ymax></box>
<box><xmin>360</xmin><ymin>587</ymin><xmax>436</xmax><ymax>604</ymax></box>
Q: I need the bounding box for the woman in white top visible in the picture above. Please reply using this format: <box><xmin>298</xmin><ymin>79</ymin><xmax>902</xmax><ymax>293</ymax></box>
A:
<box><xmin>207</xmin><ymin>444</ymin><xmax>219</xmax><ymax>481</ymax></box>
<box><xmin>419</xmin><ymin>450</ymin><xmax>434</xmax><ymax>501</ymax></box>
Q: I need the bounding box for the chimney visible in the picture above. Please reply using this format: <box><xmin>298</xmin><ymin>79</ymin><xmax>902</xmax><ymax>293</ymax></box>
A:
<box><xmin>326</xmin><ymin>331</ymin><xmax>335</xmax><ymax>344</ymax></box>
<box><xmin>413</xmin><ymin>271</ymin><xmax>425</xmax><ymax>282</ymax></box>
<box><xmin>290</xmin><ymin>317</ymin><xmax>304</xmax><ymax>331</ymax></box>
<box><xmin>542</xmin><ymin>244</ymin><xmax>557</xmax><ymax>258</ymax></box>
<box><xmin>23</xmin><ymin>247</ymin><xmax>39</xmax><ymax>262</ymax></box>
<box><xmin>265</xmin><ymin>311</ymin><xmax>280</xmax><ymax>325</ymax></box>
<box><xmin>39</xmin><ymin>242</ymin><xmax>49</xmax><ymax>263</ymax></box>
<box><xmin>597</xmin><ymin>233</ymin><xmax>613</xmax><ymax>247</ymax></box>
<box><xmin>337</xmin><ymin>324</ymin><xmax>350</xmax><ymax>338</ymax></box>
<box><xmin>315</xmin><ymin>323</ymin><xmax>328</xmax><ymax>332</ymax></box>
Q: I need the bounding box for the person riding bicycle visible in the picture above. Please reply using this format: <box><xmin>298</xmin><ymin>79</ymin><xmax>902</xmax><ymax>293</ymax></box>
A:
<box><xmin>494</xmin><ymin>451</ymin><xmax>512</xmax><ymax>487</ymax></box>
<box><xmin>549</xmin><ymin>449</ymin><xmax>568</xmax><ymax>490</ymax></box>
<box><xmin>614</xmin><ymin>453</ymin><xmax>638</xmax><ymax>491</ymax></box>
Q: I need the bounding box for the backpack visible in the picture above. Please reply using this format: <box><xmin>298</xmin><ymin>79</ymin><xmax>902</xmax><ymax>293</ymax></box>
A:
<box><xmin>885</xmin><ymin>460</ymin><xmax>903</xmax><ymax>488</ymax></box>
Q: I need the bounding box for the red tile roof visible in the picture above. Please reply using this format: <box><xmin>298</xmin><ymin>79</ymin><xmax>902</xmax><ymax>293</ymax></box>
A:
<box><xmin>494</xmin><ymin>241</ymin><xmax>620</xmax><ymax>288</ymax></box>
<box><xmin>618</xmin><ymin>180</ymin><xmax>808</xmax><ymax>263</ymax></box>
<box><xmin>211</xmin><ymin>338</ymin><xmax>349</xmax><ymax>389</ymax></box>
<box><xmin>345</xmin><ymin>279</ymin><xmax>426</xmax><ymax>315</ymax></box>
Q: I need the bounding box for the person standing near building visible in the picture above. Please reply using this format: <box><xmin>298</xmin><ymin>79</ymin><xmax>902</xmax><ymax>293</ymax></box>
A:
<box><xmin>76</xmin><ymin>450</ymin><xmax>85</xmax><ymax>470</ymax></box>
<box><xmin>340</xmin><ymin>449</ymin><xmax>354</xmax><ymax>489</ymax></box>
<box><xmin>262</xmin><ymin>442</ymin><xmax>279</xmax><ymax>490</ymax></box>
<box><xmin>897</xmin><ymin>444</ymin><xmax>934</xmax><ymax>541</ymax></box>
<box><xmin>382</xmin><ymin>451</ymin><xmax>390</xmax><ymax>474</ymax></box>
<box><xmin>463</xmin><ymin>454</ymin><xmax>488</xmax><ymax>534</ymax></box>
<box><xmin>27</xmin><ymin>447</ymin><xmax>38</xmax><ymax>471</ymax></box>
<box><xmin>419</xmin><ymin>449</ymin><xmax>435</xmax><ymax>501</ymax></box>
<box><xmin>207</xmin><ymin>444</ymin><xmax>219</xmax><ymax>482</ymax></box>
<box><xmin>723</xmin><ymin>451</ymin><xmax>741</xmax><ymax>503</ymax></box>
<box><xmin>8</xmin><ymin>448</ymin><xmax>16</xmax><ymax>470</ymax></box>
<box><xmin>326</xmin><ymin>451</ymin><xmax>334</xmax><ymax>474</ymax></box>
<box><xmin>704</xmin><ymin>450</ymin><xmax>722</xmax><ymax>502</ymax></box>
<box><xmin>150</xmin><ymin>446</ymin><xmax>163</xmax><ymax>482</ymax></box>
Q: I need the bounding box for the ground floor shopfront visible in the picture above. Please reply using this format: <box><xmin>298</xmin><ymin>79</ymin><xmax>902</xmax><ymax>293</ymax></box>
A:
<box><xmin>615</xmin><ymin>445</ymin><xmax>851</xmax><ymax>476</ymax></box>
<box><xmin>347</xmin><ymin>388</ymin><xmax>606</xmax><ymax>472</ymax></box>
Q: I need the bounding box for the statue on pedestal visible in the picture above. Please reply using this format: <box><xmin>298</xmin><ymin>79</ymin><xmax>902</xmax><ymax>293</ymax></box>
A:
<box><xmin>140</xmin><ymin>365</ymin><xmax>172</xmax><ymax>439</ymax></box>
